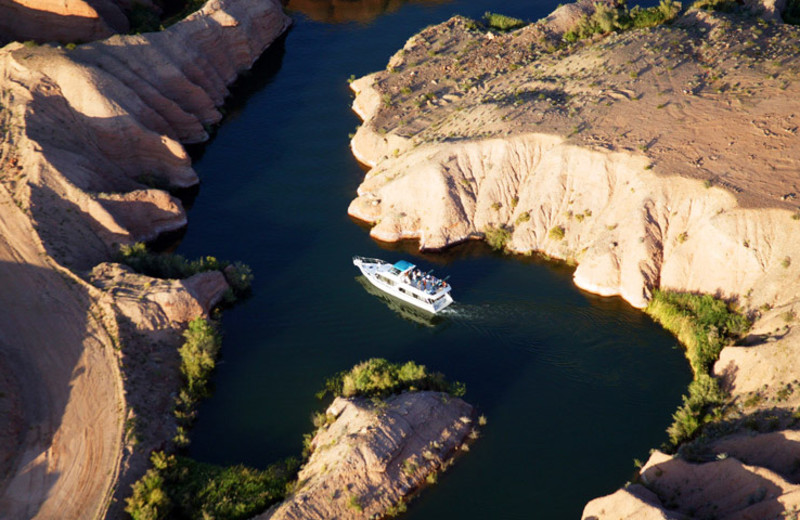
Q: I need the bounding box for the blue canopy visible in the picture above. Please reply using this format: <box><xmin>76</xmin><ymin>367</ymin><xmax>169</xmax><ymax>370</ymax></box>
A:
<box><xmin>392</xmin><ymin>260</ymin><xmax>415</xmax><ymax>272</ymax></box>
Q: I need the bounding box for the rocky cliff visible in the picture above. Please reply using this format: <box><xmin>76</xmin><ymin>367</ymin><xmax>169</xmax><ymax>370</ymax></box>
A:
<box><xmin>0</xmin><ymin>0</ymin><xmax>290</xmax><ymax>517</ymax></box>
<box><xmin>0</xmin><ymin>0</ymin><xmax>132</xmax><ymax>44</ymax></box>
<box><xmin>348</xmin><ymin>6</ymin><xmax>800</xmax><ymax>518</ymax></box>
<box><xmin>256</xmin><ymin>392</ymin><xmax>476</xmax><ymax>520</ymax></box>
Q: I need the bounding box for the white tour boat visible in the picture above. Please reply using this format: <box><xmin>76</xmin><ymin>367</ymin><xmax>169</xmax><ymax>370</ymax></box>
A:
<box><xmin>353</xmin><ymin>256</ymin><xmax>453</xmax><ymax>314</ymax></box>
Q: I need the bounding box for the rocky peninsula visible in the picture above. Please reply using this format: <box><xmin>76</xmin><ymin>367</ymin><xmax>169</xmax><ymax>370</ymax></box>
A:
<box><xmin>0</xmin><ymin>0</ymin><xmax>289</xmax><ymax>517</ymax></box>
<box><xmin>348</xmin><ymin>2</ymin><xmax>800</xmax><ymax>517</ymax></box>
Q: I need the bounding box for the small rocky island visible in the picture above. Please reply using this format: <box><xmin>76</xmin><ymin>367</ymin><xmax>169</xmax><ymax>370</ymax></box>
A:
<box><xmin>257</xmin><ymin>391</ymin><xmax>475</xmax><ymax>519</ymax></box>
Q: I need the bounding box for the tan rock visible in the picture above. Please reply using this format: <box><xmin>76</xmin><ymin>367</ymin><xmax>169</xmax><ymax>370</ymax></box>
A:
<box><xmin>89</xmin><ymin>262</ymin><xmax>229</xmax><ymax>332</ymax></box>
<box><xmin>0</xmin><ymin>0</ymin><xmax>123</xmax><ymax>44</ymax></box>
<box><xmin>582</xmin><ymin>484</ymin><xmax>685</xmax><ymax>520</ymax></box>
<box><xmin>640</xmin><ymin>450</ymin><xmax>800</xmax><ymax>519</ymax></box>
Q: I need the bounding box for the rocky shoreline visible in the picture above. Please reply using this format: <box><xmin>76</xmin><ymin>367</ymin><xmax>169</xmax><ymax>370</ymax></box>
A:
<box><xmin>347</xmin><ymin>4</ymin><xmax>800</xmax><ymax>517</ymax></box>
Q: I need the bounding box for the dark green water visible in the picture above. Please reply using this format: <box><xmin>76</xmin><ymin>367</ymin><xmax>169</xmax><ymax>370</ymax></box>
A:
<box><xmin>178</xmin><ymin>1</ymin><xmax>691</xmax><ymax>517</ymax></box>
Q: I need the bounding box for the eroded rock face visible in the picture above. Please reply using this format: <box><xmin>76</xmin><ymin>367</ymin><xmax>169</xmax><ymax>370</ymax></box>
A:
<box><xmin>586</xmin><ymin>430</ymin><xmax>800</xmax><ymax>519</ymax></box>
<box><xmin>257</xmin><ymin>392</ymin><xmax>475</xmax><ymax>520</ymax></box>
<box><xmin>0</xmin><ymin>0</ymin><xmax>126</xmax><ymax>45</ymax></box>
<box><xmin>89</xmin><ymin>262</ymin><xmax>229</xmax><ymax>332</ymax></box>
<box><xmin>0</xmin><ymin>0</ymin><xmax>290</xmax><ymax>269</ymax></box>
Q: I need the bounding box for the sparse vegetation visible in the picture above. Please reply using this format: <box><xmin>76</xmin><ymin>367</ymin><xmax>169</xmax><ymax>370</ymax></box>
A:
<box><xmin>515</xmin><ymin>211</ymin><xmax>531</xmax><ymax>225</ymax></box>
<box><xmin>692</xmin><ymin>0</ymin><xmax>738</xmax><ymax>12</ymax></box>
<box><xmin>348</xmin><ymin>495</ymin><xmax>363</xmax><ymax>512</ymax></box>
<box><xmin>484</xmin><ymin>224</ymin><xmax>512</xmax><ymax>251</ymax></box>
<box><xmin>317</xmin><ymin>358</ymin><xmax>466</xmax><ymax>400</ymax></box>
<box><xmin>564</xmin><ymin>0</ymin><xmax>682</xmax><ymax>43</ymax></box>
<box><xmin>483</xmin><ymin>12</ymin><xmax>527</xmax><ymax>32</ymax></box>
<box><xmin>548</xmin><ymin>225</ymin><xmax>566</xmax><ymax>241</ymax></box>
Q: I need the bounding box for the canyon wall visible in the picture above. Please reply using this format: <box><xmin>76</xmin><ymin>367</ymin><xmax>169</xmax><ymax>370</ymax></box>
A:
<box><xmin>0</xmin><ymin>0</ymin><xmax>290</xmax><ymax>517</ymax></box>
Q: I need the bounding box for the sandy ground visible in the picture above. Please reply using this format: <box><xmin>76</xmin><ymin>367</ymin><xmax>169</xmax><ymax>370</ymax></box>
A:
<box><xmin>0</xmin><ymin>182</ymin><xmax>123</xmax><ymax>519</ymax></box>
<box><xmin>363</xmin><ymin>9</ymin><xmax>800</xmax><ymax>210</ymax></box>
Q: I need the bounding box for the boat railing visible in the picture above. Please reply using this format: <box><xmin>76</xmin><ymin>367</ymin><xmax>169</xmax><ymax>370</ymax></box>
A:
<box><xmin>353</xmin><ymin>255</ymin><xmax>388</xmax><ymax>265</ymax></box>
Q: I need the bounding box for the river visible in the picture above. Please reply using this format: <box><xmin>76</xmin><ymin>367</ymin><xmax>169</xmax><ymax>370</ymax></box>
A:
<box><xmin>177</xmin><ymin>0</ymin><xmax>691</xmax><ymax>517</ymax></box>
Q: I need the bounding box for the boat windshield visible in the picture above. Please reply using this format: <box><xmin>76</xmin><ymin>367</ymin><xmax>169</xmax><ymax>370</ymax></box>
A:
<box><xmin>390</xmin><ymin>260</ymin><xmax>415</xmax><ymax>275</ymax></box>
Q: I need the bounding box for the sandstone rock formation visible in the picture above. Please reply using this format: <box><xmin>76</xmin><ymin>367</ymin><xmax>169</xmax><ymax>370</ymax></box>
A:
<box><xmin>0</xmin><ymin>0</ymin><xmax>290</xmax><ymax>517</ymax></box>
<box><xmin>256</xmin><ymin>392</ymin><xmax>476</xmax><ymax>520</ymax></box>
<box><xmin>584</xmin><ymin>429</ymin><xmax>800</xmax><ymax>518</ymax></box>
<box><xmin>348</xmin><ymin>7</ymin><xmax>800</xmax><ymax>518</ymax></box>
<box><xmin>0</xmin><ymin>0</ymin><xmax>131</xmax><ymax>44</ymax></box>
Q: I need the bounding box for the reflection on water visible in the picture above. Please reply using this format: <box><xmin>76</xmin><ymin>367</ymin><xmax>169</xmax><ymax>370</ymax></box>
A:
<box><xmin>355</xmin><ymin>275</ymin><xmax>445</xmax><ymax>328</ymax></box>
<box><xmin>285</xmin><ymin>0</ymin><xmax>449</xmax><ymax>24</ymax></box>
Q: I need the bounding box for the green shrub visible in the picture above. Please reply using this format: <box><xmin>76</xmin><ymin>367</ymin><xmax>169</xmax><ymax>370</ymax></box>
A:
<box><xmin>125</xmin><ymin>467</ymin><xmax>171</xmax><ymax>520</ymax></box>
<box><xmin>483</xmin><ymin>12</ymin><xmax>527</xmax><ymax>31</ymax></box>
<box><xmin>484</xmin><ymin>225</ymin><xmax>512</xmax><ymax>251</ymax></box>
<box><xmin>647</xmin><ymin>290</ymin><xmax>750</xmax><ymax>376</ymax></box>
<box><xmin>667</xmin><ymin>374</ymin><xmax>725</xmax><ymax>445</ymax></box>
<box><xmin>515</xmin><ymin>211</ymin><xmax>531</xmax><ymax>225</ymax></box>
<box><xmin>564</xmin><ymin>0</ymin><xmax>681</xmax><ymax>42</ymax></box>
<box><xmin>117</xmin><ymin>242</ymin><xmax>253</xmax><ymax>297</ymax></box>
<box><xmin>648</xmin><ymin>291</ymin><xmax>750</xmax><ymax>446</ymax></box>
<box><xmin>317</xmin><ymin>358</ymin><xmax>466</xmax><ymax>400</ymax></box>
<box><xmin>548</xmin><ymin>225</ymin><xmax>565</xmax><ymax>241</ymax></box>
<box><xmin>348</xmin><ymin>495</ymin><xmax>363</xmax><ymax>511</ymax></box>
<box><xmin>126</xmin><ymin>451</ymin><xmax>297</xmax><ymax>520</ymax></box>
<box><xmin>691</xmin><ymin>0</ymin><xmax>738</xmax><ymax>12</ymax></box>
<box><xmin>179</xmin><ymin>317</ymin><xmax>221</xmax><ymax>399</ymax></box>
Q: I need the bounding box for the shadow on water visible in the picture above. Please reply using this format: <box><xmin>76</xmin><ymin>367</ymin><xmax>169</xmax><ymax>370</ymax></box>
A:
<box><xmin>284</xmin><ymin>0</ymin><xmax>450</xmax><ymax>24</ymax></box>
<box><xmin>355</xmin><ymin>275</ymin><xmax>447</xmax><ymax>329</ymax></box>
<box><xmin>185</xmin><ymin>31</ymin><xmax>290</xmax><ymax>164</ymax></box>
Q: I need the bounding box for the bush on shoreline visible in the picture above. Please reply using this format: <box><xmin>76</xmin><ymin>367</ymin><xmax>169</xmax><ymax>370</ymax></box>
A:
<box><xmin>317</xmin><ymin>358</ymin><xmax>466</xmax><ymax>400</ymax></box>
<box><xmin>646</xmin><ymin>290</ymin><xmax>750</xmax><ymax>446</ymax></box>
<box><xmin>179</xmin><ymin>317</ymin><xmax>222</xmax><ymax>399</ymax></box>
<box><xmin>125</xmin><ymin>451</ymin><xmax>298</xmax><ymax>520</ymax></box>
<box><xmin>117</xmin><ymin>242</ymin><xmax>253</xmax><ymax>299</ymax></box>
<box><xmin>484</xmin><ymin>224</ymin><xmax>512</xmax><ymax>251</ymax></box>
<box><xmin>646</xmin><ymin>290</ymin><xmax>750</xmax><ymax>376</ymax></box>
